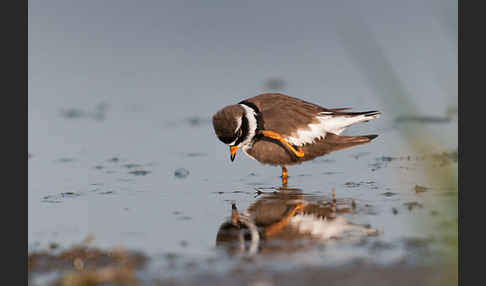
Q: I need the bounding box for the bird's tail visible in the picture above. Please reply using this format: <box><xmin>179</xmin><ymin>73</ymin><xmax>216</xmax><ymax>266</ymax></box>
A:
<box><xmin>319</xmin><ymin>110</ymin><xmax>381</xmax><ymax>135</ymax></box>
<box><xmin>323</xmin><ymin>133</ymin><xmax>378</xmax><ymax>151</ymax></box>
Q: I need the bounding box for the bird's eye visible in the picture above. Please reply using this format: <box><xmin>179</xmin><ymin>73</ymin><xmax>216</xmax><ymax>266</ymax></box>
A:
<box><xmin>236</xmin><ymin>129</ymin><xmax>242</xmax><ymax>137</ymax></box>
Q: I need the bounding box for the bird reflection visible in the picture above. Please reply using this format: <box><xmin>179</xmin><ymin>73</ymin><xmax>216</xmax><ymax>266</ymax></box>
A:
<box><xmin>216</xmin><ymin>190</ymin><xmax>378</xmax><ymax>256</ymax></box>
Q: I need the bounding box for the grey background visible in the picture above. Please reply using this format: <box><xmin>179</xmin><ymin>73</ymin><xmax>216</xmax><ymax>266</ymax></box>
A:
<box><xmin>29</xmin><ymin>0</ymin><xmax>456</xmax><ymax>116</ymax></box>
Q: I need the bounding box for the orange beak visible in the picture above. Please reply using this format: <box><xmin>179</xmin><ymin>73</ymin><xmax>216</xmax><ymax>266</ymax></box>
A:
<box><xmin>230</xmin><ymin>145</ymin><xmax>238</xmax><ymax>162</ymax></box>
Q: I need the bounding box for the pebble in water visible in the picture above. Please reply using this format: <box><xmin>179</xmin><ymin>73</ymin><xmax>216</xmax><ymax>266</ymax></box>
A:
<box><xmin>174</xmin><ymin>168</ymin><xmax>189</xmax><ymax>179</ymax></box>
<box><xmin>129</xmin><ymin>170</ymin><xmax>151</xmax><ymax>176</ymax></box>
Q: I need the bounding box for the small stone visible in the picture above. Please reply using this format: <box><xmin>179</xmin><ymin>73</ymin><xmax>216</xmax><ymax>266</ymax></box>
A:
<box><xmin>383</xmin><ymin>192</ymin><xmax>397</xmax><ymax>197</ymax></box>
<box><xmin>49</xmin><ymin>242</ymin><xmax>59</xmax><ymax>250</ymax></box>
<box><xmin>129</xmin><ymin>170</ymin><xmax>151</xmax><ymax>176</ymax></box>
<box><xmin>404</xmin><ymin>202</ymin><xmax>423</xmax><ymax>211</ymax></box>
<box><xmin>174</xmin><ymin>168</ymin><xmax>189</xmax><ymax>179</ymax></box>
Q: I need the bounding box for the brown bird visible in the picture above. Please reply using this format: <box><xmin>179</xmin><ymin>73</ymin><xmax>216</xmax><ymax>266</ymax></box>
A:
<box><xmin>215</xmin><ymin>191</ymin><xmax>379</xmax><ymax>256</ymax></box>
<box><xmin>212</xmin><ymin>93</ymin><xmax>380</xmax><ymax>185</ymax></box>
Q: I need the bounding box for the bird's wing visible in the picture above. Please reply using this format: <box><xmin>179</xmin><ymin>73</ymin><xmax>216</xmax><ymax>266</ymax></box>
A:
<box><xmin>243</xmin><ymin>93</ymin><xmax>379</xmax><ymax>146</ymax></box>
<box><xmin>242</xmin><ymin>93</ymin><xmax>327</xmax><ymax>137</ymax></box>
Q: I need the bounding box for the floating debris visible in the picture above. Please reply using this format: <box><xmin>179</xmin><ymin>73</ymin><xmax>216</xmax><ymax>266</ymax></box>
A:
<box><xmin>99</xmin><ymin>191</ymin><xmax>115</xmax><ymax>195</ymax></box>
<box><xmin>379</xmin><ymin>156</ymin><xmax>395</xmax><ymax>162</ymax></box>
<box><xmin>128</xmin><ymin>170</ymin><xmax>151</xmax><ymax>176</ymax></box>
<box><xmin>404</xmin><ymin>202</ymin><xmax>423</xmax><ymax>211</ymax></box>
<box><xmin>123</xmin><ymin>163</ymin><xmax>142</xmax><ymax>169</ymax></box>
<box><xmin>414</xmin><ymin>185</ymin><xmax>429</xmax><ymax>193</ymax></box>
<box><xmin>59</xmin><ymin>102</ymin><xmax>108</xmax><ymax>121</ymax></box>
<box><xmin>107</xmin><ymin>157</ymin><xmax>120</xmax><ymax>163</ymax></box>
<box><xmin>174</xmin><ymin>168</ymin><xmax>189</xmax><ymax>179</ymax></box>
<box><xmin>351</xmin><ymin>152</ymin><xmax>371</xmax><ymax>160</ymax></box>
<box><xmin>370</xmin><ymin>162</ymin><xmax>383</xmax><ymax>172</ymax></box>
<box><xmin>60</xmin><ymin>108</ymin><xmax>86</xmax><ymax>119</ymax></box>
<box><xmin>49</xmin><ymin>242</ymin><xmax>59</xmax><ymax>250</ymax></box>
<box><xmin>382</xmin><ymin>192</ymin><xmax>398</xmax><ymax>197</ymax></box>
<box><xmin>344</xmin><ymin>181</ymin><xmax>376</xmax><ymax>189</ymax></box>
<box><xmin>42</xmin><ymin>192</ymin><xmax>81</xmax><ymax>203</ymax></box>
<box><xmin>344</xmin><ymin>182</ymin><xmax>360</xmax><ymax>188</ymax></box>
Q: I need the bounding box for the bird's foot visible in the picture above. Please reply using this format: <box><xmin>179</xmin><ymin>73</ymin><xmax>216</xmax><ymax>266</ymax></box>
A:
<box><xmin>281</xmin><ymin>166</ymin><xmax>288</xmax><ymax>187</ymax></box>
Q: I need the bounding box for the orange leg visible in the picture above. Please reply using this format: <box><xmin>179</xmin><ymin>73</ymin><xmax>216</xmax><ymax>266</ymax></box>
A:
<box><xmin>281</xmin><ymin>166</ymin><xmax>288</xmax><ymax>186</ymax></box>
<box><xmin>264</xmin><ymin>203</ymin><xmax>306</xmax><ymax>237</ymax></box>
<box><xmin>259</xmin><ymin>130</ymin><xmax>304</xmax><ymax>158</ymax></box>
<box><xmin>231</xmin><ymin>202</ymin><xmax>239</xmax><ymax>224</ymax></box>
<box><xmin>331</xmin><ymin>188</ymin><xmax>337</xmax><ymax>213</ymax></box>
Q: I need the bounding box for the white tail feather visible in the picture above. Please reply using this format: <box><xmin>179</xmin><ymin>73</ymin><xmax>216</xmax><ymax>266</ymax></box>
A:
<box><xmin>289</xmin><ymin>214</ymin><xmax>378</xmax><ymax>240</ymax></box>
<box><xmin>286</xmin><ymin>112</ymin><xmax>380</xmax><ymax>146</ymax></box>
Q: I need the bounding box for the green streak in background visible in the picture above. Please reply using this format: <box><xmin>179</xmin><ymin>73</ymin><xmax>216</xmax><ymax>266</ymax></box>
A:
<box><xmin>336</xmin><ymin>8</ymin><xmax>457</xmax><ymax>286</ymax></box>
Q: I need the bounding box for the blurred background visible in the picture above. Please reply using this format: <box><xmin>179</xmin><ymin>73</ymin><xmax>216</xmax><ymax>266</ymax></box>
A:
<box><xmin>28</xmin><ymin>0</ymin><xmax>457</xmax><ymax>285</ymax></box>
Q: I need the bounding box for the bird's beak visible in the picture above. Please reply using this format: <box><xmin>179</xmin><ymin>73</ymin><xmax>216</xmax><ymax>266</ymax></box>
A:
<box><xmin>230</xmin><ymin>145</ymin><xmax>238</xmax><ymax>162</ymax></box>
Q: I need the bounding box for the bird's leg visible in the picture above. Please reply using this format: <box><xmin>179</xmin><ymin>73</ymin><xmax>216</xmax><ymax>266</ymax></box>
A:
<box><xmin>264</xmin><ymin>203</ymin><xmax>306</xmax><ymax>237</ymax></box>
<box><xmin>281</xmin><ymin>166</ymin><xmax>288</xmax><ymax>186</ymax></box>
<box><xmin>231</xmin><ymin>201</ymin><xmax>239</xmax><ymax>224</ymax></box>
<box><xmin>258</xmin><ymin>130</ymin><xmax>304</xmax><ymax>158</ymax></box>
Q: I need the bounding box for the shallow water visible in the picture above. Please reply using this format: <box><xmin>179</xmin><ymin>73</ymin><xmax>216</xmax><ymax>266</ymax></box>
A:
<box><xmin>28</xmin><ymin>2</ymin><xmax>457</xmax><ymax>283</ymax></box>
<box><xmin>28</xmin><ymin>88</ymin><xmax>457</xmax><ymax>284</ymax></box>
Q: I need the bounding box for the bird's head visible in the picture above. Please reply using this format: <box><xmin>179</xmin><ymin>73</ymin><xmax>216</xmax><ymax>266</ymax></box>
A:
<box><xmin>212</xmin><ymin>104</ymin><xmax>248</xmax><ymax>161</ymax></box>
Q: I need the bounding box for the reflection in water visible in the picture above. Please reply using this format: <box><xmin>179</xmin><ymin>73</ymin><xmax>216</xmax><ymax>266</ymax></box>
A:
<box><xmin>216</xmin><ymin>190</ymin><xmax>379</xmax><ymax>256</ymax></box>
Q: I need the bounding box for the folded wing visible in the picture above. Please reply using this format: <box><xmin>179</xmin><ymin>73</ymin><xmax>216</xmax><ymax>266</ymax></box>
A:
<box><xmin>244</xmin><ymin>93</ymin><xmax>380</xmax><ymax>147</ymax></box>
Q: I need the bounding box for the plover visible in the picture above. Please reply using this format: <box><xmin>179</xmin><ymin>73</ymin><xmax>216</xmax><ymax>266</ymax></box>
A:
<box><xmin>215</xmin><ymin>192</ymin><xmax>378</xmax><ymax>256</ymax></box>
<box><xmin>212</xmin><ymin>93</ymin><xmax>380</xmax><ymax>185</ymax></box>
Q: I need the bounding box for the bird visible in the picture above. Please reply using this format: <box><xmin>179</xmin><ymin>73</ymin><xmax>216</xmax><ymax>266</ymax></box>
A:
<box><xmin>212</xmin><ymin>93</ymin><xmax>381</xmax><ymax>185</ymax></box>
<box><xmin>215</xmin><ymin>191</ymin><xmax>378</xmax><ymax>256</ymax></box>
